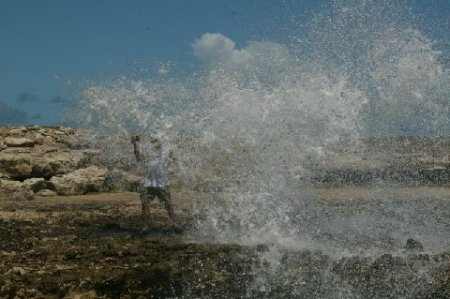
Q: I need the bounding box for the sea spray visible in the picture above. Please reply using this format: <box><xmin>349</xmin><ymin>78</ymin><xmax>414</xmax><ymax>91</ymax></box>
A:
<box><xmin>72</xmin><ymin>0</ymin><xmax>450</xmax><ymax>296</ymax></box>
<box><xmin>187</xmin><ymin>0</ymin><xmax>449</xmax><ymax>249</ymax></box>
<box><xmin>72</xmin><ymin>0</ymin><xmax>449</xmax><ymax>248</ymax></box>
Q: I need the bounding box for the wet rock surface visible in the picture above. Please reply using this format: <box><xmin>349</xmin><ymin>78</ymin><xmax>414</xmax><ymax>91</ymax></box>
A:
<box><xmin>1</xmin><ymin>126</ymin><xmax>450</xmax><ymax>298</ymax></box>
<box><xmin>0</xmin><ymin>193</ymin><xmax>255</xmax><ymax>299</ymax></box>
<box><xmin>406</xmin><ymin>238</ymin><xmax>424</xmax><ymax>252</ymax></box>
<box><xmin>0</xmin><ymin>191</ymin><xmax>449</xmax><ymax>299</ymax></box>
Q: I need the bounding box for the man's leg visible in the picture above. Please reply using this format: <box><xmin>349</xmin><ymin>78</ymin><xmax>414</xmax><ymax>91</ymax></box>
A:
<box><xmin>139</xmin><ymin>187</ymin><xmax>153</xmax><ymax>232</ymax></box>
<box><xmin>141</xmin><ymin>202</ymin><xmax>150</xmax><ymax>232</ymax></box>
<box><xmin>158</xmin><ymin>187</ymin><xmax>175</xmax><ymax>220</ymax></box>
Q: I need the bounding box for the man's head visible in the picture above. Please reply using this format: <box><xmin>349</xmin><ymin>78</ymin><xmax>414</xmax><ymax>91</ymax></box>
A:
<box><xmin>151</xmin><ymin>137</ymin><xmax>162</xmax><ymax>150</ymax></box>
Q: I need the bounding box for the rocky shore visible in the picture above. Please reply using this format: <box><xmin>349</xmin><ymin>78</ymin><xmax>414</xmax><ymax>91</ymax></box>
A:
<box><xmin>1</xmin><ymin>126</ymin><xmax>450</xmax><ymax>298</ymax></box>
<box><xmin>1</xmin><ymin>192</ymin><xmax>450</xmax><ymax>299</ymax></box>
<box><xmin>307</xmin><ymin>136</ymin><xmax>450</xmax><ymax>185</ymax></box>
<box><xmin>0</xmin><ymin>126</ymin><xmax>141</xmax><ymax>200</ymax></box>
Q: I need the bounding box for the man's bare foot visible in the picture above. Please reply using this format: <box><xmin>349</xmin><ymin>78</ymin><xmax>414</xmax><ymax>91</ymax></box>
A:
<box><xmin>167</xmin><ymin>218</ymin><xmax>183</xmax><ymax>231</ymax></box>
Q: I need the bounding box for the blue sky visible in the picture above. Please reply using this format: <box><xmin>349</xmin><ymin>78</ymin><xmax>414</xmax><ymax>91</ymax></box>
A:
<box><xmin>0</xmin><ymin>0</ymin><xmax>449</xmax><ymax>125</ymax></box>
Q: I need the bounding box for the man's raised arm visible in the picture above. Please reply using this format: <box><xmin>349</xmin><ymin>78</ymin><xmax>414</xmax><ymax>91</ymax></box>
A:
<box><xmin>131</xmin><ymin>135</ymin><xmax>146</xmax><ymax>161</ymax></box>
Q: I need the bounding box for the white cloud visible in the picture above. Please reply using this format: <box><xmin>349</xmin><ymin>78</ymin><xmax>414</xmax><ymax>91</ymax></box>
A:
<box><xmin>192</xmin><ymin>33</ymin><xmax>238</xmax><ymax>62</ymax></box>
<box><xmin>192</xmin><ymin>33</ymin><xmax>292</xmax><ymax>74</ymax></box>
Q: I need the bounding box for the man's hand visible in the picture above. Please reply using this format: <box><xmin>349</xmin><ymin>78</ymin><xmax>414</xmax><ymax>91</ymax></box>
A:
<box><xmin>169</xmin><ymin>150</ymin><xmax>177</xmax><ymax>161</ymax></box>
<box><xmin>131</xmin><ymin>135</ymin><xmax>140</xmax><ymax>144</ymax></box>
<box><xmin>131</xmin><ymin>135</ymin><xmax>145</xmax><ymax>161</ymax></box>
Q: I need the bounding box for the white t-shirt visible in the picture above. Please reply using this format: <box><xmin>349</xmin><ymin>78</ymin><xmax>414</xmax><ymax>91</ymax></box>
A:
<box><xmin>142</xmin><ymin>151</ymin><xmax>170</xmax><ymax>188</ymax></box>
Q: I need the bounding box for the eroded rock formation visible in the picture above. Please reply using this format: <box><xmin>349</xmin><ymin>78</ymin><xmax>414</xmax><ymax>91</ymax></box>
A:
<box><xmin>0</xmin><ymin>126</ymin><xmax>109</xmax><ymax>199</ymax></box>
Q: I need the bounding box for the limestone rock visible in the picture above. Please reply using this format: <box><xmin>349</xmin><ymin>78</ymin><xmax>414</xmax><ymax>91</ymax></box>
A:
<box><xmin>22</xmin><ymin>178</ymin><xmax>52</xmax><ymax>193</ymax></box>
<box><xmin>371</xmin><ymin>254</ymin><xmax>407</xmax><ymax>271</ymax></box>
<box><xmin>405</xmin><ymin>238</ymin><xmax>423</xmax><ymax>252</ymax></box>
<box><xmin>35</xmin><ymin>189</ymin><xmax>57</xmax><ymax>197</ymax></box>
<box><xmin>4</xmin><ymin>137</ymin><xmax>35</xmax><ymax>147</ymax></box>
<box><xmin>105</xmin><ymin>170</ymin><xmax>141</xmax><ymax>191</ymax></box>
<box><xmin>43</xmin><ymin>135</ymin><xmax>57</xmax><ymax>146</ymax></box>
<box><xmin>0</xmin><ymin>140</ymin><xmax>6</xmax><ymax>151</ymax></box>
<box><xmin>7</xmin><ymin>127</ymin><xmax>27</xmax><ymax>136</ymax></box>
<box><xmin>11</xmin><ymin>189</ymin><xmax>34</xmax><ymax>201</ymax></box>
<box><xmin>50</xmin><ymin>166</ymin><xmax>108</xmax><ymax>195</ymax></box>
<box><xmin>30</xmin><ymin>150</ymin><xmax>89</xmax><ymax>178</ymax></box>
<box><xmin>0</xmin><ymin>152</ymin><xmax>32</xmax><ymax>178</ymax></box>
<box><xmin>33</xmin><ymin>133</ymin><xmax>45</xmax><ymax>145</ymax></box>
<box><xmin>0</xmin><ymin>179</ymin><xmax>34</xmax><ymax>200</ymax></box>
<box><xmin>123</xmin><ymin>172</ymin><xmax>142</xmax><ymax>189</ymax></box>
<box><xmin>0</xmin><ymin>148</ymin><xmax>90</xmax><ymax>179</ymax></box>
<box><xmin>0</xmin><ymin>178</ymin><xmax>23</xmax><ymax>193</ymax></box>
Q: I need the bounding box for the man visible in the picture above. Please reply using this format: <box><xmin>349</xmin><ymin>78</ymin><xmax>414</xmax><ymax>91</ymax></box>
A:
<box><xmin>131</xmin><ymin>135</ymin><xmax>175</xmax><ymax>232</ymax></box>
